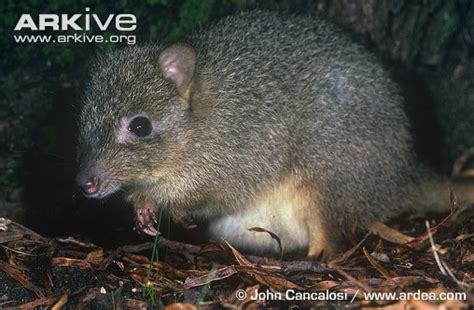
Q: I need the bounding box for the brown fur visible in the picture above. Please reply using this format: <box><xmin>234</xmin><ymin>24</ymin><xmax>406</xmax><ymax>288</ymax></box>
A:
<box><xmin>77</xmin><ymin>11</ymin><xmax>472</xmax><ymax>260</ymax></box>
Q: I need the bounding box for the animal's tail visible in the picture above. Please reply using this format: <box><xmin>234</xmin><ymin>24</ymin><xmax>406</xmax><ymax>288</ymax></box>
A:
<box><xmin>409</xmin><ymin>174</ymin><xmax>474</xmax><ymax>213</ymax></box>
<box><xmin>409</xmin><ymin>148</ymin><xmax>474</xmax><ymax>213</ymax></box>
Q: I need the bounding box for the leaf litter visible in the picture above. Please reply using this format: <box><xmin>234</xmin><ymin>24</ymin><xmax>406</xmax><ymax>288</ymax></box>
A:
<box><xmin>0</xmin><ymin>191</ymin><xmax>472</xmax><ymax>309</ymax></box>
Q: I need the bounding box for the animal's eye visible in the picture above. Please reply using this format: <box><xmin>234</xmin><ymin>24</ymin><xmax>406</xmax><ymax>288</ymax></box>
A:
<box><xmin>128</xmin><ymin>116</ymin><xmax>152</xmax><ymax>137</ymax></box>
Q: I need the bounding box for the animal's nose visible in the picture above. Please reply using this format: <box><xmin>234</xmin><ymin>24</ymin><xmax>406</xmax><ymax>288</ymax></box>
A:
<box><xmin>79</xmin><ymin>176</ymin><xmax>100</xmax><ymax>195</ymax></box>
<box><xmin>76</xmin><ymin>166</ymin><xmax>102</xmax><ymax>196</ymax></box>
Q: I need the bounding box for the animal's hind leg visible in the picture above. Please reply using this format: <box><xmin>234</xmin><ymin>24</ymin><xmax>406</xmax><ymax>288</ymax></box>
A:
<box><xmin>299</xmin><ymin>186</ymin><xmax>338</xmax><ymax>260</ymax></box>
<box><xmin>306</xmin><ymin>210</ymin><xmax>334</xmax><ymax>260</ymax></box>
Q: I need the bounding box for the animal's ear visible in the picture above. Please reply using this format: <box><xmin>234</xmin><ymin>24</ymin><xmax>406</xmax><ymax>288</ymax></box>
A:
<box><xmin>159</xmin><ymin>43</ymin><xmax>196</xmax><ymax>101</ymax></box>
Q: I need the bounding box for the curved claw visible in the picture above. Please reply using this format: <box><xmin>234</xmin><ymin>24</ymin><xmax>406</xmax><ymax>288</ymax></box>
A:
<box><xmin>142</xmin><ymin>226</ymin><xmax>158</xmax><ymax>236</ymax></box>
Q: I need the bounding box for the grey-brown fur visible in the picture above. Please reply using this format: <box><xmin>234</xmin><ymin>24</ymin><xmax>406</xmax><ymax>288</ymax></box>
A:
<box><xmin>78</xmin><ymin>11</ymin><xmax>433</xmax><ymax>258</ymax></box>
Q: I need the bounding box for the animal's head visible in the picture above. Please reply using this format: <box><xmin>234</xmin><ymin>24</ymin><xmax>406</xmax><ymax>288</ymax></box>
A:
<box><xmin>76</xmin><ymin>44</ymin><xmax>197</xmax><ymax>198</ymax></box>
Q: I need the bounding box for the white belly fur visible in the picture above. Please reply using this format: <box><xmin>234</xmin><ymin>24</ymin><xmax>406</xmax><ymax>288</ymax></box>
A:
<box><xmin>208</xmin><ymin>178</ymin><xmax>314</xmax><ymax>255</ymax></box>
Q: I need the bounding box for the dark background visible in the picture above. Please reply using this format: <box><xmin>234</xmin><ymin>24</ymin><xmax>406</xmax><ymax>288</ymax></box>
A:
<box><xmin>0</xmin><ymin>0</ymin><xmax>473</xmax><ymax>248</ymax></box>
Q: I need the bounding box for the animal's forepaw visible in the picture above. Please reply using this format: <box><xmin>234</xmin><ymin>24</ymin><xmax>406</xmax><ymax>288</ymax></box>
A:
<box><xmin>134</xmin><ymin>201</ymin><xmax>159</xmax><ymax>236</ymax></box>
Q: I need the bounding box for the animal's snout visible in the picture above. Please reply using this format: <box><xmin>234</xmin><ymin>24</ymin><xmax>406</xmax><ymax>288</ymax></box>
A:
<box><xmin>78</xmin><ymin>176</ymin><xmax>100</xmax><ymax>195</ymax></box>
<box><xmin>76</xmin><ymin>167</ymin><xmax>102</xmax><ymax>196</ymax></box>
